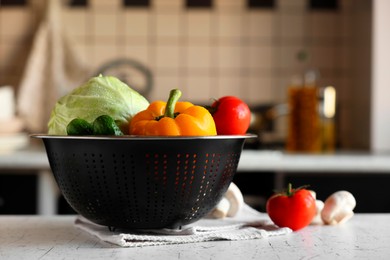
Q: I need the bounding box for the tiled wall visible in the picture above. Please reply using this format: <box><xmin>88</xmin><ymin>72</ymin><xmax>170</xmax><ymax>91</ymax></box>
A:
<box><xmin>0</xmin><ymin>0</ymin><xmax>372</xmax><ymax>149</ymax></box>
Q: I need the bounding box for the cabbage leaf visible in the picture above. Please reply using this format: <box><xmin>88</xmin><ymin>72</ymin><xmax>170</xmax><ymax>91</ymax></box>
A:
<box><xmin>48</xmin><ymin>75</ymin><xmax>149</xmax><ymax>135</ymax></box>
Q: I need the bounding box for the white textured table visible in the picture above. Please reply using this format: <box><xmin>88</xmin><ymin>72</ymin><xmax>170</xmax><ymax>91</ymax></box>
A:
<box><xmin>0</xmin><ymin>215</ymin><xmax>389</xmax><ymax>259</ymax></box>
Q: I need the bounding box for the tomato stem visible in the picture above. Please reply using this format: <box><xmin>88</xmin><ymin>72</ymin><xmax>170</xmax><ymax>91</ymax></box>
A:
<box><xmin>164</xmin><ymin>89</ymin><xmax>182</xmax><ymax>118</ymax></box>
<box><xmin>283</xmin><ymin>183</ymin><xmax>310</xmax><ymax>197</ymax></box>
<box><xmin>287</xmin><ymin>183</ymin><xmax>293</xmax><ymax>196</ymax></box>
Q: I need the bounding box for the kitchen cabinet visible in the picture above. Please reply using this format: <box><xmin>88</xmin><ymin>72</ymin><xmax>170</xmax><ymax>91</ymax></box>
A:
<box><xmin>2</xmin><ymin>147</ymin><xmax>390</xmax><ymax>214</ymax></box>
<box><xmin>236</xmin><ymin>150</ymin><xmax>390</xmax><ymax>212</ymax></box>
<box><xmin>0</xmin><ymin>174</ymin><xmax>37</xmax><ymax>214</ymax></box>
<box><xmin>234</xmin><ymin>172</ymin><xmax>390</xmax><ymax>213</ymax></box>
<box><xmin>0</xmin><ymin>146</ymin><xmax>58</xmax><ymax>215</ymax></box>
<box><xmin>284</xmin><ymin>173</ymin><xmax>390</xmax><ymax>213</ymax></box>
<box><xmin>0</xmin><ymin>170</ymin><xmax>74</xmax><ymax>215</ymax></box>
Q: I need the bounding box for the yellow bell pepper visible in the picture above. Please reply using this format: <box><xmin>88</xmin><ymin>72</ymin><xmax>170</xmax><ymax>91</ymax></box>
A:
<box><xmin>129</xmin><ymin>89</ymin><xmax>217</xmax><ymax>136</ymax></box>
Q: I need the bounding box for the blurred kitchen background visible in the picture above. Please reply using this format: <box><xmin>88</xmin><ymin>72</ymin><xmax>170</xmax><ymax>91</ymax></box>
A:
<box><xmin>0</xmin><ymin>0</ymin><xmax>373</xmax><ymax>149</ymax></box>
<box><xmin>1</xmin><ymin>0</ymin><xmax>390</xmax><ymax>214</ymax></box>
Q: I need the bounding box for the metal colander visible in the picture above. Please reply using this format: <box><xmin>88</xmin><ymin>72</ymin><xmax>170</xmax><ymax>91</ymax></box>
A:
<box><xmin>33</xmin><ymin>135</ymin><xmax>253</xmax><ymax>229</ymax></box>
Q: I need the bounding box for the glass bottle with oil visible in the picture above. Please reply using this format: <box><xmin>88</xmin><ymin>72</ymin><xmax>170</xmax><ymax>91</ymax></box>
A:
<box><xmin>286</xmin><ymin>63</ymin><xmax>322</xmax><ymax>153</ymax></box>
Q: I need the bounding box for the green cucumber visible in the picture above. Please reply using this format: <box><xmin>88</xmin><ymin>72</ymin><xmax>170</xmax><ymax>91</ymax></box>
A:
<box><xmin>66</xmin><ymin>118</ymin><xmax>93</xmax><ymax>135</ymax></box>
<box><xmin>92</xmin><ymin>115</ymin><xmax>123</xmax><ymax>136</ymax></box>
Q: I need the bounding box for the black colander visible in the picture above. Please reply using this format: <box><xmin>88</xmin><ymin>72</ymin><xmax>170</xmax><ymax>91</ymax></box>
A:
<box><xmin>33</xmin><ymin>135</ymin><xmax>254</xmax><ymax>229</ymax></box>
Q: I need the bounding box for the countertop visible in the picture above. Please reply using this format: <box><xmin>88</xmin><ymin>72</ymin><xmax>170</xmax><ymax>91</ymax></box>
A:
<box><xmin>238</xmin><ymin>150</ymin><xmax>390</xmax><ymax>173</ymax></box>
<box><xmin>1</xmin><ymin>214</ymin><xmax>389</xmax><ymax>259</ymax></box>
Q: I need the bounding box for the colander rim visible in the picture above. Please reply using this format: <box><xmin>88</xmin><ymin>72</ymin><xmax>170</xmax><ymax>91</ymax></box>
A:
<box><xmin>31</xmin><ymin>133</ymin><xmax>257</xmax><ymax>141</ymax></box>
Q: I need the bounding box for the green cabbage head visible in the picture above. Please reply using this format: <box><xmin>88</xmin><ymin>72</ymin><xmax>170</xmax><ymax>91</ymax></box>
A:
<box><xmin>48</xmin><ymin>75</ymin><xmax>149</xmax><ymax>135</ymax></box>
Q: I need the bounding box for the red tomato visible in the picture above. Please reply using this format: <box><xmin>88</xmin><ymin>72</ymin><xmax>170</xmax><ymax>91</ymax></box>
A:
<box><xmin>210</xmin><ymin>96</ymin><xmax>251</xmax><ymax>135</ymax></box>
<box><xmin>266</xmin><ymin>183</ymin><xmax>316</xmax><ymax>231</ymax></box>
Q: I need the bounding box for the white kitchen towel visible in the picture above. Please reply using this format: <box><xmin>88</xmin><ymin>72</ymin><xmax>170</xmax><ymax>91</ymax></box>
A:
<box><xmin>74</xmin><ymin>204</ymin><xmax>291</xmax><ymax>247</ymax></box>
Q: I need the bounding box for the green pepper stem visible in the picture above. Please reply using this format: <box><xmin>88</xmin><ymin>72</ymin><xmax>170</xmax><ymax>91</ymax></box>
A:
<box><xmin>164</xmin><ymin>89</ymin><xmax>182</xmax><ymax>118</ymax></box>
